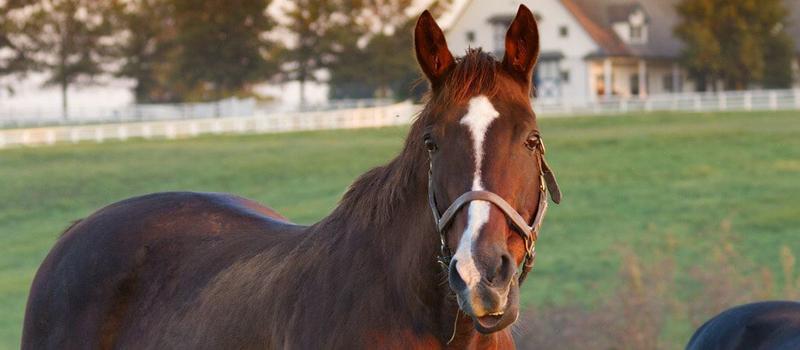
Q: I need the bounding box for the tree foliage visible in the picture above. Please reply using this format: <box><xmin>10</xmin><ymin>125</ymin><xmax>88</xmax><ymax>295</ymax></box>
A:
<box><xmin>112</xmin><ymin>0</ymin><xmax>178</xmax><ymax>102</ymax></box>
<box><xmin>171</xmin><ymin>0</ymin><xmax>275</xmax><ymax>102</ymax></box>
<box><xmin>0</xmin><ymin>0</ymin><xmax>30</xmax><ymax>91</ymax></box>
<box><xmin>275</xmin><ymin>0</ymin><xmax>357</xmax><ymax>105</ymax></box>
<box><xmin>327</xmin><ymin>0</ymin><xmax>451</xmax><ymax>101</ymax></box>
<box><xmin>20</xmin><ymin>0</ymin><xmax>118</xmax><ymax>118</ymax></box>
<box><xmin>675</xmin><ymin>0</ymin><xmax>795</xmax><ymax>90</ymax></box>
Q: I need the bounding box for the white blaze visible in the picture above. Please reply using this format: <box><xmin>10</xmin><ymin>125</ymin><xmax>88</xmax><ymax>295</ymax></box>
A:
<box><xmin>453</xmin><ymin>95</ymin><xmax>499</xmax><ymax>288</ymax></box>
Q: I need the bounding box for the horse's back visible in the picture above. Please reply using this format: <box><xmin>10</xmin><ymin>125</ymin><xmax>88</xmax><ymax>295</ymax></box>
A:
<box><xmin>687</xmin><ymin>301</ymin><xmax>800</xmax><ymax>350</ymax></box>
<box><xmin>22</xmin><ymin>191</ymin><xmax>301</xmax><ymax>349</ymax></box>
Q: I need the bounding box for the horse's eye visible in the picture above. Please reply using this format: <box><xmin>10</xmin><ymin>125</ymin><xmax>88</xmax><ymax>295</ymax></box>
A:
<box><xmin>525</xmin><ymin>135</ymin><xmax>540</xmax><ymax>151</ymax></box>
<box><xmin>424</xmin><ymin>138</ymin><xmax>438</xmax><ymax>153</ymax></box>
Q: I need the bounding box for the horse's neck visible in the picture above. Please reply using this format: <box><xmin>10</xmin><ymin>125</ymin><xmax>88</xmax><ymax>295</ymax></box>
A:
<box><xmin>306</xmin><ymin>158</ymin><xmax>498</xmax><ymax>345</ymax></box>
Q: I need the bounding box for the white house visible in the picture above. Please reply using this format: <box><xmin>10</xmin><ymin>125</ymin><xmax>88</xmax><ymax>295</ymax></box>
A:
<box><xmin>441</xmin><ymin>0</ymin><xmax>692</xmax><ymax>105</ymax></box>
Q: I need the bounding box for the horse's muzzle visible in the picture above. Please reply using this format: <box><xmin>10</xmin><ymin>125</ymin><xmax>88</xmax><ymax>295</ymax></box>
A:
<box><xmin>449</xmin><ymin>256</ymin><xmax>520</xmax><ymax>333</ymax></box>
<box><xmin>460</xmin><ymin>281</ymin><xmax>520</xmax><ymax>334</ymax></box>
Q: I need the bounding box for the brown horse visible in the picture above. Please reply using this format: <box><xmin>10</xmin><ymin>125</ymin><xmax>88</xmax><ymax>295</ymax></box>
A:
<box><xmin>686</xmin><ymin>301</ymin><xmax>800</xmax><ymax>350</ymax></box>
<box><xmin>22</xmin><ymin>5</ymin><xmax>560</xmax><ymax>349</ymax></box>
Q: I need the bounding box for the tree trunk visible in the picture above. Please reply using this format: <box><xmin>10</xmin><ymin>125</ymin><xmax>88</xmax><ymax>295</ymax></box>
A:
<box><xmin>299</xmin><ymin>77</ymin><xmax>306</xmax><ymax>111</ymax></box>
<box><xmin>61</xmin><ymin>80</ymin><xmax>68</xmax><ymax>121</ymax></box>
<box><xmin>214</xmin><ymin>86</ymin><xmax>221</xmax><ymax>118</ymax></box>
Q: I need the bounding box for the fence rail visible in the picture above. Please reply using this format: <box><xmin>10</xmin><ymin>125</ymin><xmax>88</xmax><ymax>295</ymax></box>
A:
<box><xmin>0</xmin><ymin>97</ymin><xmax>398</xmax><ymax>128</ymax></box>
<box><xmin>535</xmin><ymin>89</ymin><xmax>800</xmax><ymax>115</ymax></box>
<box><xmin>2</xmin><ymin>89</ymin><xmax>799</xmax><ymax>149</ymax></box>
<box><xmin>0</xmin><ymin>102</ymin><xmax>417</xmax><ymax>149</ymax></box>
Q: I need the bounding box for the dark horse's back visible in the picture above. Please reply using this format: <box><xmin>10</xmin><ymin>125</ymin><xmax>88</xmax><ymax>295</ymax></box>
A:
<box><xmin>686</xmin><ymin>301</ymin><xmax>800</xmax><ymax>350</ymax></box>
<box><xmin>22</xmin><ymin>192</ymin><xmax>302</xmax><ymax>349</ymax></box>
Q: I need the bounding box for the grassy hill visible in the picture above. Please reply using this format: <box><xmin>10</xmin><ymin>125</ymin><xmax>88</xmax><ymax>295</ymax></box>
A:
<box><xmin>2</xmin><ymin>110</ymin><xmax>799</xmax><ymax>348</ymax></box>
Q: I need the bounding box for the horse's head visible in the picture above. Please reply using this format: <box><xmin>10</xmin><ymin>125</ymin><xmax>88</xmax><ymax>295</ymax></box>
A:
<box><xmin>414</xmin><ymin>5</ymin><xmax>560</xmax><ymax>334</ymax></box>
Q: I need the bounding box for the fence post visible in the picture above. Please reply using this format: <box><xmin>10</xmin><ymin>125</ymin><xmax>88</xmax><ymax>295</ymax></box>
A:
<box><xmin>795</xmin><ymin>89</ymin><xmax>800</xmax><ymax>109</ymax></box>
<box><xmin>744</xmin><ymin>92</ymin><xmax>752</xmax><ymax>111</ymax></box>
<box><xmin>769</xmin><ymin>91</ymin><xmax>778</xmax><ymax>111</ymax></box>
<box><xmin>95</xmin><ymin>128</ymin><xmax>104</xmax><ymax>143</ymax></box>
<box><xmin>0</xmin><ymin>131</ymin><xmax>5</xmax><ymax>148</ymax></box>
<box><xmin>46</xmin><ymin>130</ymin><xmax>56</xmax><ymax>145</ymax></box>
<box><xmin>166</xmin><ymin>124</ymin><xmax>176</xmax><ymax>139</ymax></box>
<box><xmin>118</xmin><ymin>126</ymin><xmax>128</xmax><ymax>141</ymax></box>
<box><xmin>718</xmin><ymin>93</ymin><xmax>726</xmax><ymax>111</ymax></box>
<box><xmin>70</xmin><ymin>128</ymin><xmax>79</xmax><ymax>143</ymax></box>
<box><xmin>694</xmin><ymin>95</ymin><xmax>701</xmax><ymax>111</ymax></box>
<box><xmin>143</xmin><ymin>124</ymin><xmax>152</xmax><ymax>139</ymax></box>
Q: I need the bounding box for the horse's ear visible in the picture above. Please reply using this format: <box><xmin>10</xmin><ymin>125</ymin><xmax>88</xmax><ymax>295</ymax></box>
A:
<box><xmin>414</xmin><ymin>10</ymin><xmax>454</xmax><ymax>87</ymax></box>
<box><xmin>502</xmin><ymin>5</ymin><xmax>540</xmax><ymax>88</ymax></box>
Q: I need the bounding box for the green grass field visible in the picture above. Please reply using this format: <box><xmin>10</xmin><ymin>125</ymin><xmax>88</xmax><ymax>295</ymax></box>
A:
<box><xmin>2</xmin><ymin>111</ymin><xmax>799</xmax><ymax>348</ymax></box>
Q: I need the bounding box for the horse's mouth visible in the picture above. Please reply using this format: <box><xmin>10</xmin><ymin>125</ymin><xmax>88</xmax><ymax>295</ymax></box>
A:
<box><xmin>467</xmin><ymin>283</ymin><xmax>520</xmax><ymax>334</ymax></box>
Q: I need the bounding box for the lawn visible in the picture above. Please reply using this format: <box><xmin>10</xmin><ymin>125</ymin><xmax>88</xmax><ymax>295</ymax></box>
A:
<box><xmin>1</xmin><ymin>110</ymin><xmax>799</xmax><ymax>348</ymax></box>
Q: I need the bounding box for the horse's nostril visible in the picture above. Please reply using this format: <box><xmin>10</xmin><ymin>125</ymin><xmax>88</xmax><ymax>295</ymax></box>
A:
<box><xmin>494</xmin><ymin>254</ymin><xmax>514</xmax><ymax>286</ymax></box>
<box><xmin>484</xmin><ymin>253</ymin><xmax>511</xmax><ymax>284</ymax></box>
<box><xmin>449</xmin><ymin>259</ymin><xmax>467</xmax><ymax>291</ymax></box>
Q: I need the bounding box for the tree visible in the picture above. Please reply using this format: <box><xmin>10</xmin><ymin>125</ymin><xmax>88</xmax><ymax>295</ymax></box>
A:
<box><xmin>0</xmin><ymin>0</ymin><xmax>31</xmax><ymax>94</ymax></box>
<box><xmin>276</xmin><ymin>0</ymin><xmax>356</xmax><ymax>107</ymax></box>
<box><xmin>328</xmin><ymin>19</ymin><xmax>421</xmax><ymax>100</ymax></box>
<box><xmin>327</xmin><ymin>0</ymin><xmax>451</xmax><ymax>101</ymax></box>
<box><xmin>675</xmin><ymin>0</ymin><xmax>795</xmax><ymax>90</ymax></box>
<box><xmin>21</xmin><ymin>0</ymin><xmax>117</xmax><ymax>119</ymax></box>
<box><xmin>112</xmin><ymin>0</ymin><xmax>179</xmax><ymax>103</ymax></box>
<box><xmin>761</xmin><ymin>27</ymin><xmax>795</xmax><ymax>89</ymax></box>
<box><xmin>171</xmin><ymin>0</ymin><xmax>276</xmax><ymax>103</ymax></box>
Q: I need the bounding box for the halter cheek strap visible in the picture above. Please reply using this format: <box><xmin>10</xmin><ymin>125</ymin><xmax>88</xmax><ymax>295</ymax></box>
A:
<box><xmin>428</xmin><ymin>141</ymin><xmax>561</xmax><ymax>284</ymax></box>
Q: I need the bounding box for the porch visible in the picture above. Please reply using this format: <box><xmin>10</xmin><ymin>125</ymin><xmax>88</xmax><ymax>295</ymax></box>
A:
<box><xmin>586</xmin><ymin>57</ymin><xmax>690</xmax><ymax>101</ymax></box>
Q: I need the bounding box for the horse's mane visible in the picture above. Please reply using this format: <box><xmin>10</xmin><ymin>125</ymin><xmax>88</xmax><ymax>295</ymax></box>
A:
<box><xmin>329</xmin><ymin>49</ymin><xmax>503</xmax><ymax>230</ymax></box>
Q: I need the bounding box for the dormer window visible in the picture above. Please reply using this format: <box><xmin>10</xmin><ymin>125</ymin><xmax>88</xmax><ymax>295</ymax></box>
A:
<box><xmin>627</xmin><ymin>8</ymin><xmax>648</xmax><ymax>43</ymax></box>
<box><xmin>609</xmin><ymin>5</ymin><xmax>648</xmax><ymax>44</ymax></box>
<box><xmin>488</xmin><ymin>14</ymin><xmax>514</xmax><ymax>57</ymax></box>
<box><xmin>630</xmin><ymin>25</ymin><xmax>643</xmax><ymax>42</ymax></box>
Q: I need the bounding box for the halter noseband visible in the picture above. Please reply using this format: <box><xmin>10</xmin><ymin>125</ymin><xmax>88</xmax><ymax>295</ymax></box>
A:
<box><xmin>427</xmin><ymin>140</ymin><xmax>561</xmax><ymax>284</ymax></box>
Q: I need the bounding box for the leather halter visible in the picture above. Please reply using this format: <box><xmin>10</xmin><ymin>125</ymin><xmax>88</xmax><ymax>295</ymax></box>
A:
<box><xmin>427</xmin><ymin>140</ymin><xmax>561</xmax><ymax>284</ymax></box>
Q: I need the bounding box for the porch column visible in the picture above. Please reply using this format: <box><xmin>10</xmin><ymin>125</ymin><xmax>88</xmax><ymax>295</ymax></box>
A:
<box><xmin>671</xmin><ymin>63</ymin><xmax>681</xmax><ymax>93</ymax></box>
<box><xmin>638</xmin><ymin>60</ymin><xmax>647</xmax><ymax>99</ymax></box>
<box><xmin>603</xmin><ymin>58</ymin><xmax>612</xmax><ymax>98</ymax></box>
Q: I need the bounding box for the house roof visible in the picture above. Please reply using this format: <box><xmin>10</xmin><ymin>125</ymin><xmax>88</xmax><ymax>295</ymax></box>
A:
<box><xmin>563</xmin><ymin>0</ymin><xmax>684</xmax><ymax>59</ymax></box>
<box><xmin>607</xmin><ymin>3</ymin><xmax>642</xmax><ymax>23</ymax></box>
<box><xmin>559</xmin><ymin>0</ymin><xmax>631</xmax><ymax>57</ymax></box>
<box><xmin>440</xmin><ymin>0</ymin><xmax>800</xmax><ymax>58</ymax></box>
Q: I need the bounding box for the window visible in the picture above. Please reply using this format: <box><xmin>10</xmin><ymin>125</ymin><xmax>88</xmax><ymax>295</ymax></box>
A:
<box><xmin>662</xmin><ymin>75</ymin><xmax>674</xmax><ymax>92</ymax></box>
<box><xmin>630</xmin><ymin>25</ymin><xmax>643</xmax><ymax>42</ymax></box>
<box><xmin>493</xmin><ymin>21</ymin><xmax>511</xmax><ymax>53</ymax></box>
<box><xmin>596</xmin><ymin>74</ymin><xmax>606</xmax><ymax>96</ymax></box>
<box><xmin>560</xmin><ymin>70</ymin><xmax>570</xmax><ymax>83</ymax></box>
<box><xmin>466</xmin><ymin>31</ymin><xmax>476</xmax><ymax>43</ymax></box>
<box><xmin>559</xmin><ymin>26</ymin><xmax>569</xmax><ymax>38</ymax></box>
<box><xmin>630</xmin><ymin>74</ymin><xmax>640</xmax><ymax>95</ymax></box>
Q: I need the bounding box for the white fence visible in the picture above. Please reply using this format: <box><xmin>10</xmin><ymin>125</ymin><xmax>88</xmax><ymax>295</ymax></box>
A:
<box><xmin>535</xmin><ymin>89</ymin><xmax>800</xmax><ymax>115</ymax></box>
<box><xmin>0</xmin><ymin>102</ymin><xmax>418</xmax><ymax>149</ymax></box>
<box><xmin>0</xmin><ymin>97</ymin><xmax>397</xmax><ymax>128</ymax></box>
<box><xmin>0</xmin><ymin>98</ymin><xmax>257</xmax><ymax>128</ymax></box>
<box><xmin>2</xmin><ymin>89</ymin><xmax>799</xmax><ymax>149</ymax></box>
